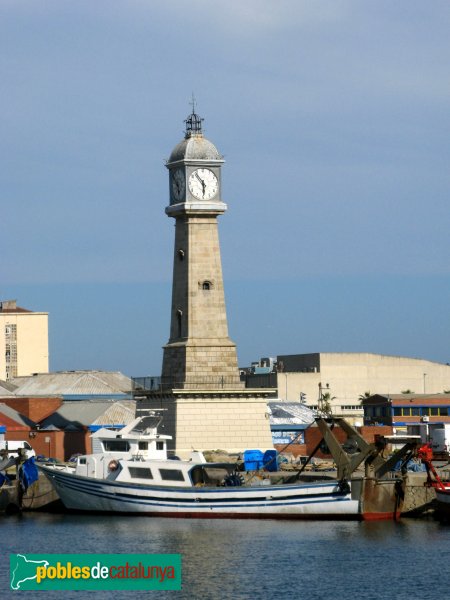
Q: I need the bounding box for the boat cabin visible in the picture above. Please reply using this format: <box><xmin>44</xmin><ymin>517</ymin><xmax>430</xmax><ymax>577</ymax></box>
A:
<box><xmin>91</xmin><ymin>414</ymin><xmax>171</xmax><ymax>460</ymax></box>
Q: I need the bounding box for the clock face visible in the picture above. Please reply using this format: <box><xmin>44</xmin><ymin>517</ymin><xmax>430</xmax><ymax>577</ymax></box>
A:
<box><xmin>188</xmin><ymin>168</ymin><xmax>219</xmax><ymax>201</ymax></box>
<box><xmin>172</xmin><ymin>169</ymin><xmax>185</xmax><ymax>202</ymax></box>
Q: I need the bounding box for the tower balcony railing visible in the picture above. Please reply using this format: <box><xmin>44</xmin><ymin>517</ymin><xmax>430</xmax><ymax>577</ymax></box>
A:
<box><xmin>132</xmin><ymin>375</ymin><xmax>244</xmax><ymax>394</ymax></box>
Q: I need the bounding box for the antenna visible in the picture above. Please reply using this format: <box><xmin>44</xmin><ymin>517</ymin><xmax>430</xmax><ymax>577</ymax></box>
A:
<box><xmin>189</xmin><ymin>92</ymin><xmax>197</xmax><ymax>115</ymax></box>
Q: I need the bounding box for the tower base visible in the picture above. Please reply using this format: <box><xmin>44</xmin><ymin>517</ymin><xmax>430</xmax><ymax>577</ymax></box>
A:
<box><xmin>136</xmin><ymin>388</ymin><xmax>276</xmax><ymax>458</ymax></box>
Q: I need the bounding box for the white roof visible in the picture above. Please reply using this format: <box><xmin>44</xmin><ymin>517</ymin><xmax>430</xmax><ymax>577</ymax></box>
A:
<box><xmin>0</xmin><ymin>380</ymin><xmax>16</xmax><ymax>396</ymax></box>
<box><xmin>10</xmin><ymin>371</ymin><xmax>132</xmax><ymax>396</ymax></box>
<box><xmin>268</xmin><ymin>402</ymin><xmax>315</xmax><ymax>426</ymax></box>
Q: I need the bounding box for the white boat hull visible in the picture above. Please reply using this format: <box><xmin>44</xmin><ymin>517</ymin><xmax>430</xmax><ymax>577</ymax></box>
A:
<box><xmin>39</xmin><ymin>466</ymin><xmax>360</xmax><ymax>519</ymax></box>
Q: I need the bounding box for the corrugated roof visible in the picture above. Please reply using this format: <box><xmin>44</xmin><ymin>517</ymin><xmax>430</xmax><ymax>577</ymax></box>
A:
<box><xmin>90</xmin><ymin>401</ymin><xmax>136</xmax><ymax>425</ymax></box>
<box><xmin>11</xmin><ymin>371</ymin><xmax>132</xmax><ymax>396</ymax></box>
<box><xmin>0</xmin><ymin>403</ymin><xmax>35</xmax><ymax>427</ymax></box>
<box><xmin>268</xmin><ymin>402</ymin><xmax>315</xmax><ymax>426</ymax></box>
<box><xmin>0</xmin><ymin>380</ymin><xmax>16</xmax><ymax>396</ymax></box>
<box><xmin>39</xmin><ymin>400</ymin><xmax>136</xmax><ymax>430</ymax></box>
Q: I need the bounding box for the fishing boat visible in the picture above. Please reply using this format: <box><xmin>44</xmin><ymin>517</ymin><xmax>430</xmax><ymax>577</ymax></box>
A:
<box><xmin>38</xmin><ymin>413</ymin><xmax>412</xmax><ymax>520</ymax></box>
<box><xmin>38</xmin><ymin>412</ymin><xmax>362</xmax><ymax>519</ymax></box>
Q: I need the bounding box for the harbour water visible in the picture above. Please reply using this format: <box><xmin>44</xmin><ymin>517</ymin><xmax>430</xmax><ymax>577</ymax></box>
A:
<box><xmin>2</xmin><ymin>513</ymin><xmax>450</xmax><ymax>599</ymax></box>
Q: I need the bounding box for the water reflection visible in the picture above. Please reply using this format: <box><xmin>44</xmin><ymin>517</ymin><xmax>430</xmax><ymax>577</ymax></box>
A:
<box><xmin>1</xmin><ymin>514</ymin><xmax>450</xmax><ymax>600</ymax></box>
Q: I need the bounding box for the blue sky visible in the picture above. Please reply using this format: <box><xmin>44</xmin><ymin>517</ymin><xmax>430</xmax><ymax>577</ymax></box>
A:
<box><xmin>1</xmin><ymin>1</ymin><xmax>449</xmax><ymax>376</ymax></box>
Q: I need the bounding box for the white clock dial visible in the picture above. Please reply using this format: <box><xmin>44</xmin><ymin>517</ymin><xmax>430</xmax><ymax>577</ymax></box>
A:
<box><xmin>172</xmin><ymin>169</ymin><xmax>185</xmax><ymax>202</ymax></box>
<box><xmin>188</xmin><ymin>168</ymin><xmax>218</xmax><ymax>201</ymax></box>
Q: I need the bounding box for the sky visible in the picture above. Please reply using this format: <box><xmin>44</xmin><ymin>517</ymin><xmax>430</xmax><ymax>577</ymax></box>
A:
<box><xmin>1</xmin><ymin>1</ymin><xmax>449</xmax><ymax>377</ymax></box>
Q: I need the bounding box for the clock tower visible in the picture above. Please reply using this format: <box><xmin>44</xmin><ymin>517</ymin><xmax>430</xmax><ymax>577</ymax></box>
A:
<box><xmin>138</xmin><ymin>108</ymin><xmax>274</xmax><ymax>456</ymax></box>
<box><xmin>162</xmin><ymin>108</ymin><xmax>241</xmax><ymax>388</ymax></box>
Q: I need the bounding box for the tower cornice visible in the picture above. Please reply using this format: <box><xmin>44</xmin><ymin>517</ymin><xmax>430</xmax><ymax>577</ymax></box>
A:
<box><xmin>166</xmin><ymin>157</ymin><xmax>225</xmax><ymax>169</ymax></box>
<box><xmin>165</xmin><ymin>201</ymin><xmax>227</xmax><ymax>217</ymax></box>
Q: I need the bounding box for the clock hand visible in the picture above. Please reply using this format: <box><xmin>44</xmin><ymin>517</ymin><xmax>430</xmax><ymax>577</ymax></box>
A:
<box><xmin>194</xmin><ymin>172</ymin><xmax>207</xmax><ymax>197</ymax></box>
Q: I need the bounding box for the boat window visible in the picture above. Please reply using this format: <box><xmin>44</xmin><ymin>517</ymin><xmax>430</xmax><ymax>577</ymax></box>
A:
<box><xmin>128</xmin><ymin>467</ymin><xmax>153</xmax><ymax>479</ymax></box>
<box><xmin>103</xmin><ymin>440</ymin><xmax>130</xmax><ymax>452</ymax></box>
<box><xmin>156</xmin><ymin>442</ymin><xmax>164</xmax><ymax>450</ymax></box>
<box><xmin>79</xmin><ymin>458</ymin><xmax>86</xmax><ymax>465</ymax></box>
<box><xmin>159</xmin><ymin>469</ymin><xmax>185</xmax><ymax>482</ymax></box>
<box><xmin>138</xmin><ymin>442</ymin><xmax>148</xmax><ymax>450</ymax></box>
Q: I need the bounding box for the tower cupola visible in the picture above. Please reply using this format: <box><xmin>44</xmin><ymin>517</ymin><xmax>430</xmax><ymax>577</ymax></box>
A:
<box><xmin>168</xmin><ymin>108</ymin><xmax>223</xmax><ymax>165</ymax></box>
<box><xmin>166</xmin><ymin>106</ymin><xmax>225</xmax><ymax>212</ymax></box>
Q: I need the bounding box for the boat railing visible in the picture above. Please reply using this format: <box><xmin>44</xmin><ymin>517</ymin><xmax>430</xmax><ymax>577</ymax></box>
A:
<box><xmin>131</xmin><ymin>454</ymin><xmax>146</xmax><ymax>462</ymax></box>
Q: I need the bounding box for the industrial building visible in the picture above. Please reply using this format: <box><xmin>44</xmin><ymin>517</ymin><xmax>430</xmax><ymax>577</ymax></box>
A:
<box><xmin>244</xmin><ymin>353</ymin><xmax>450</xmax><ymax>422</ymax></box>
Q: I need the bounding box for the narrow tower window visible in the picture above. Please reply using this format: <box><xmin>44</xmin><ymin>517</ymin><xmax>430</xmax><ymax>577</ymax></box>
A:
<box><xmin>178</xmin><ymin>249</ymin><xmax>185</xmax><ymax>261</ymax></box>
<box><xmin>176</xmin><ymin>309</ymin><xmax>183</xmax><ymax>337</ymax></box>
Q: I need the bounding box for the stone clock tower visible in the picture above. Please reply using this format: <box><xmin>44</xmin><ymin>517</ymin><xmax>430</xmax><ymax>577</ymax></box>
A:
<box><xmin>162</xmin><ymin>108</ymin><xmax>241</xmax><ymax>388</ymax></box>
<box><xmin>138</xmin><ymin>108</ymin><xmax>275</xmax><ymax>456</ymax></box>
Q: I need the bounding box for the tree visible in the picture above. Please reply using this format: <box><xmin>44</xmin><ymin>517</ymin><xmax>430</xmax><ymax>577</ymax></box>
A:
<box><xmin>401</xmin><ymin>389</ymin><xmax>414</xmax><ymax>394</ymax></box>
<box><xmin>358</xmin><ymin>391</ymin><xmax>372</xmax><ymax>403</ymax></box>
<box><xmin>319</xmin><ymin>392</ymin><xmax>335</xmax><ymax>417</ymax></box>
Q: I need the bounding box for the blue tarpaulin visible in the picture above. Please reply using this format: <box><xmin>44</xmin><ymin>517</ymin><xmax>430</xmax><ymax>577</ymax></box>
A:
<box><xmin>393</xmin><ymin>459</ymin><xmax>426</xmax><ymax>473</ymax></box>
<box><xmin>19</xmin><ymin>457</ymin><xmax>39</xmax><ymax>491</ymax></box>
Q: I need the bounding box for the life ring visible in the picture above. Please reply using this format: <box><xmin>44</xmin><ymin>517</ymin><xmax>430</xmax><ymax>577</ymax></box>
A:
<box><xmin>108</xmin><ymin>459</ymin><xmax>119</xmax><ymax>472</ymax></box>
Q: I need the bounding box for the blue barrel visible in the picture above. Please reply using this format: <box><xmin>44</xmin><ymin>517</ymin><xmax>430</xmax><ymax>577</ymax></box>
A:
<box><xmin>263</xmin><ymin>450</ymin><xmax>278</xmax><ymax>472</ymax></box>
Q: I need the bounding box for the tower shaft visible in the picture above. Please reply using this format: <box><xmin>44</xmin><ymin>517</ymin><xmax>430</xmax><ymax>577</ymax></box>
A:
<box><xmin>162</xmin><ymin>211</ymin><xmax>241</xmax><ymax>388</ymax></box>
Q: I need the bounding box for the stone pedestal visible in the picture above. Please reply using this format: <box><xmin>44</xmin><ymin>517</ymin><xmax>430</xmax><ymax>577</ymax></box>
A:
<box><xmin>137</xmin><ymin>388</ymin><xmax>276</xmax><ymax>457</ymax></box>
